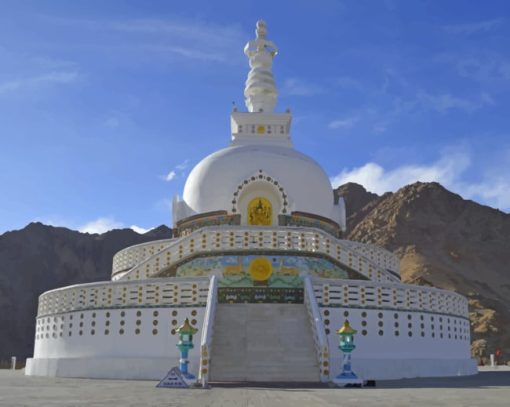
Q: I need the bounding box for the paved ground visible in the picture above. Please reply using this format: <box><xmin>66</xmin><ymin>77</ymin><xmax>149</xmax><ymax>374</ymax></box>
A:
<box><xmin>1</xmin><ymin>369</ymin><xmax>510</xmax><ymax>407</ymax></box>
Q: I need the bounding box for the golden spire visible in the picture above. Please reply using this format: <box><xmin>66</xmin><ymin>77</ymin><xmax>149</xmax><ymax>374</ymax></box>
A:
<box><xmin>337</xmin><ymin>320</ymin><xmax>357</xmax><ymax>335</ymax></box>
<box><xmin>176</xmin><ymin>318</ymin><xmax>198</xmax><ymax>335</ymax></box>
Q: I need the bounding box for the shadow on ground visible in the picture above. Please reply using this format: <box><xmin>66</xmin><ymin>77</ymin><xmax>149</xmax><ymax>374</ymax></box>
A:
<box><xmin>209</xmin><ymin>372</ymin><xmax>510</xmax><ymax>390</ymax></box>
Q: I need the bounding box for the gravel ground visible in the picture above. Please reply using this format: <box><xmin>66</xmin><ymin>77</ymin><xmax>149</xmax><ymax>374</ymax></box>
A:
<box><xmin>1</xmin><ymin>369</ymin><xmax>510</xmax><ymax>407</ymax></box>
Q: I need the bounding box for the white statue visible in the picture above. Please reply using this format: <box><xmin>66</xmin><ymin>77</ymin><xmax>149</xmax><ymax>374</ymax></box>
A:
<box><xmin>244</xmin><ymin>20</ymin><xmax>279</xmax><ymax>113</ymax></box>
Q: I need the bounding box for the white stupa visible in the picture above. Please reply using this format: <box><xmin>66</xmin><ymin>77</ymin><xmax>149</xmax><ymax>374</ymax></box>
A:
<box><xmin>26</xmin><ymin>21</ymin><xmax>476</xmax><ymax>384</ymax></box>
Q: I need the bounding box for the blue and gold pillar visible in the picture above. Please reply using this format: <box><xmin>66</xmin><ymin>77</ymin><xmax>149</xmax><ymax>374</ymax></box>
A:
<box><xmin>176</xmin><ymin>318</ymin><xmax>198</xmax><ymax>379</ymax></box>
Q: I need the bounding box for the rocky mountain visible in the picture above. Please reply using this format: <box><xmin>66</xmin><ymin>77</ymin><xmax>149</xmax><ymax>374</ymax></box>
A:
<box><xmin>0</xmin><ymin>223</ymin><xmax>172</xmax><ymax>362</ymax></box>
<box><xmin>1</xmin><ymin>182</ymin><xmax>509</xmax><ymax>365</ymax></box>
<box><xmin>337</xmin><ymin>182</ymin><xmax>510</xmax><ymax>364</ymax></box>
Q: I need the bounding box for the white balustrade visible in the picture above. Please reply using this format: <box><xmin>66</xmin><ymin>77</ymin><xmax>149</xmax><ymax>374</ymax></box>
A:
<box><xmin>37</xmin><ymin>277</ymin><xmax>210</xmax><ymax>317</ymax></box>
<box><xmin>114</xmin><ymin>226</ymin><xmax>401</xmax><ymax>284</ymax></box>
<box><xmin>340</xmin><ymin>240</ymin><xmax>400</xmax><ymax>276</ymax></box>
<box><xmin>304</xmin><ymin>276</ymin><xmax>329</xmax><ymax>382</ymax></box>
<box><xmin>199</xmin><ymin>275</ymin><xmax>218</xmax><ymax>387</ymax></box>
<box><xmin>112</xmin><ymin>238</ymin><xmax>175</xmax><ymax>275</ymax></box>
<box><xmin>312</xmin><ymin>277</ymin><xmax>469</xmax><ymax>318</ymax></box>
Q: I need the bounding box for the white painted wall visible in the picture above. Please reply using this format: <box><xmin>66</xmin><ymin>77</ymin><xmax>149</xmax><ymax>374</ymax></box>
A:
<box><xmin>34</xmin><ymin>307</ymin><xmax>205</xmax><ymax>360</ymax></box>
<box><xmin>321</xmin><ymin>306</ymin><xmax>471</xmax><ymax>361</ymax></box>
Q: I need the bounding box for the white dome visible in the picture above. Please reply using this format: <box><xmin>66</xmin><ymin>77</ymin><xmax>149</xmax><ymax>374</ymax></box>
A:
<box><xmin>182</xmin><ymin>144</ymin><xmax>338</xmax><ymax>221</ymax></box>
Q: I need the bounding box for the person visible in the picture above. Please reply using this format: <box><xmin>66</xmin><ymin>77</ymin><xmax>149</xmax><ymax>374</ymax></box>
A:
<box><xmin>495</xmin><ymin>348</ymin><xmax>502</xmax><ymax>365</ymax></box>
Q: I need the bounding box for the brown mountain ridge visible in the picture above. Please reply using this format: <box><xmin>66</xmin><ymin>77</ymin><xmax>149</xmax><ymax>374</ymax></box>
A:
<box><xmin>337</xmin><ymin>181</ymin><xmax>510</xmax><ymax>364</ymax></box>
<box><xmin>0</xmin><ymin>182</ymin><xmax>509</xmax><ymax>364</ymax></box>
<box><xmin>0</xmin><ymin>223</ymin><xmax>172</xmax><ymax>363</ymax></box>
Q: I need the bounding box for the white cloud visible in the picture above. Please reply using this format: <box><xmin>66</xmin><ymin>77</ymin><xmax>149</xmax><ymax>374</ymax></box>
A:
<box><xmin>283</xmin><ymin>78</ymin><xmax>323</xmax><ymax>96</ymax></box>
<box><xmin>331</xmin><ymin>148</ymin><xmax>510</xmax><ymax>211</ymax></box>
<box><xmin>0</xmin><ymin>71</ymin><xmax>79</xmax><ymax>96</ymax></box>
<box><xmin>444</xmin><ymin>19</ymin><xmax>504</xmax><ymax>35</ymax></box>
<box><xmin>328</xmin><ymin>116</ymin><xmax>360</xmax><ymax>129</ymax></box>
<box><xmin>416</xmin><ymin>91</ymin><xmax>495</xmax><ymax>113</ymax></box>
<box><xmin>330</xmin><ymin>149</ymin><xmax>471</xmax><ymax>194</ymax></box>
<box><xmin>138</xmin><ymin>44</ymin><xmax>228</xmax><ymax>62</ymax></box>
<box><xmin>165</xmin><ymin>170</ymin><xmax>177</xmax><ymax>182</ymax></box>
<box><xmin>175</xmin><ymin>159</ymin><xmax>189</xmax><ymax>171</ymax></box>
<box><xmin>456</xmin><ymin>56</ymin><xmax>510</xmax><ymax>82</ymax></box>
<box><xmin>38</xmin><ymin>216</ymin><xmax>154</xmax><ymax>235</ymax></box>
<box><xmin>461</xmin><ymin>178</ymin><xmax>510</xmax><ymax>211</ymax></box>
<box><xmin>163</xmin><ymin>159</ymin><xmax>189</xmax><ymax>182</ymax></box>
<box><xmin>109</xmin><ymin>19</ymin><xmax>242</xmax><ymax>49</ymax></box>
<box><xmin>79</xmin><ymin>217</ymin><xmax>124</xmax><ymax>234</ymax></box>
<box><xmin>47</xmin><ymin>16</ymin><xmax>245</xmax><ymax>64</ymax></box>
<box><xmin>334</xmin><ymin>76</ymin><xmax>366</xmax><ymax>91</ymax></box>
<box><xmin>130</xmin><ymin>225</ymin><xmax>154</xmax><ymax>234</ymax></box>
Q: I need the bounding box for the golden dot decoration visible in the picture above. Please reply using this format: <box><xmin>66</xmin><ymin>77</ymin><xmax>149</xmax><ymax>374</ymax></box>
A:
<box><xmin>256</xmin><ymin>125</ymin><xmax>265</xmax><ymax>134</ymax></box>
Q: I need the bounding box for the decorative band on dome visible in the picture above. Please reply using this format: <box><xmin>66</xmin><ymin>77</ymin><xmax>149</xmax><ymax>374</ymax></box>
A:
<box><xmin>231</xmin><ymin>170</ymin><xmax>288</xmax><ymax>215</ymax></box>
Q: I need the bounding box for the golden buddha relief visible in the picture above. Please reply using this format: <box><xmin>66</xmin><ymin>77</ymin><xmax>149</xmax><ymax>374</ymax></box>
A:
<box><xmin>248</xmin><ymin>197</ymin><xmax>272</xmax><ymax>226</ymax></box>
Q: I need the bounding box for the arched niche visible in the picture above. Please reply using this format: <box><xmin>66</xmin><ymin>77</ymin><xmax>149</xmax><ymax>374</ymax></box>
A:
<box><xmin>231</xmin><ymin>171</ymin><xmax>288</xmax><ymax>226</ymax></box>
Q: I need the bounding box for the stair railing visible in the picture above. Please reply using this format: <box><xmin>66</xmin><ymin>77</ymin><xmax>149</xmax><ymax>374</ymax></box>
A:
<box><xmin>303</xmin><ymin>275</ymin><xmax>330</xmax><ymax>383</ymax></box>
<box><xmin>198</xmin><ymin>275</ymin><xmax>218</xmax><ymax>387</ymax></box>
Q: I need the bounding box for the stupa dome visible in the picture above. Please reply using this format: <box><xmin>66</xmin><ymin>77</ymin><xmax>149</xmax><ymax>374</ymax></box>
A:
<box><xmin>173</xmin><ymin>20</ymin><xmax>345</xmax><ymax>229</ymax></box>
<box><xmin>182</xmin><ymin>143</ymin><xmax>340</xmax><ymax>223</ymax></box>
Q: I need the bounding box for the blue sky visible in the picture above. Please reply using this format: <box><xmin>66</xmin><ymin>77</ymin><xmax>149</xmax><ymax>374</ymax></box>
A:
<box><xmin>1</xmin><ymin>0</ymin><xmax>509</xmax><ymax>234</ymax></box>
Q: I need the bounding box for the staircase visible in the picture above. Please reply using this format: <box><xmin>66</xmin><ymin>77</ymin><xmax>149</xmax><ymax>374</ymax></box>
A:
<box><xmin>210</xmin><ymin>304</ymin><xmax>320</xmax><ymax>382</ymax></box>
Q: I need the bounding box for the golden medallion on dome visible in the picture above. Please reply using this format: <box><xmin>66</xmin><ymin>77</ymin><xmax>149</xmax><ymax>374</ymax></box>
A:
<box><xmin>248</xmin><ymin>257</ymin><xmax>273</xmax><ymax>284</ymax></box>
<box><xmin>248</xmin><ymin>197</ymin><xmax>272</xmax><ymax>225</ymax></box>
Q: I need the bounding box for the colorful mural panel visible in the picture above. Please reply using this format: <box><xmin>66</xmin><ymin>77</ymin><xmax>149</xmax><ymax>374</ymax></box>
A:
<box><xmin>175</xmin><ymin>254</ymin><xmax>352</xmax><ymax>288</ymax></box>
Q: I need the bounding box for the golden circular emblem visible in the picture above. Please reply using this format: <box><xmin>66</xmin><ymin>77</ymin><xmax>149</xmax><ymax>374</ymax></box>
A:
<box><xmin>256</xmin><ymin>125</ymin><xmax>266</xmax><ymax>134</ymax></box>
<box><xmin>248</xmin><ymin>257</ymin><xmax>273</xmax><ymax>282</ymax></box>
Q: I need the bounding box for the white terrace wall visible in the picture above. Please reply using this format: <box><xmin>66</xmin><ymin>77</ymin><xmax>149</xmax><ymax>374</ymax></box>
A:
<box><xmin>312</xmin><ymin>278</ymin><xmax>475</xmax><ymax>380</ymax></box>
<box><xmin>26</xmin><ymin>277</ymin><xmax>209</xmax><ymax>379</ymax></box>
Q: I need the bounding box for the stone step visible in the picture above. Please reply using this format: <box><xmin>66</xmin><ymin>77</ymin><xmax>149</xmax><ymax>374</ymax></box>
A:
<box><xmin>210</xmin><ymin>303</ymin><xmax>320</xmax><ymax>382</ymax></box>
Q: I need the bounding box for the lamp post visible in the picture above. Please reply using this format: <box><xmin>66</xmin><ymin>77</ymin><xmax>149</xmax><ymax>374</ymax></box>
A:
<box><xmin>334</xmin><ymin>320</ymin><xmax>363</xmax><ymax>386</ymax></box>
<box><xmin>176</xmin><ymin>318</ymin><xmax>198</xmax><ymax>379</ymax></box>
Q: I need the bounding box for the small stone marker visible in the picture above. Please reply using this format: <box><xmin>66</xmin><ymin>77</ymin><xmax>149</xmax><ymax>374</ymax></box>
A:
<box><xmin>156</xmin><ymin>367</ymin><xmax>191</xmax><ymax>388</ymax></box>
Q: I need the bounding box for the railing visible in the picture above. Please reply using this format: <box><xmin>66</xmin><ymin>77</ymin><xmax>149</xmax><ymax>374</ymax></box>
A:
<box><xmin>113</xmin><ymin>226</ymin><xmax>400</xmax><ymax>284</ymax></box>
<box><xmin>112</xmin><ymin>238</ymin><xmax>175</xmax><ymax>276</ymax></box>
<box><xmin>312</xmin><ymin>277</ymin><xmax>469</xmax><ymax>318</ymax></box>
<box><xmin>198</xmin><ymin>275</ymin><xmax>218</xmax><ymax>387</ymax></box>
<box><xmin>304</xmin><ymin>276</ymin><xmax>330</xmax><ymax>382</ymax></box>
<box><xmin>36</xmin><ymin>277</ymin><xmax>210</xmax><ymax>317</ymax></box>
<box><xmin>339</xmin><ymin>240</ymin><xmax>400</xmax><ymax>276</ymax></box>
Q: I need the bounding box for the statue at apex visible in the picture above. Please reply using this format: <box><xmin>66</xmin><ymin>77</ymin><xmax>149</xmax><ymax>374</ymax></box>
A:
<box><xmin>244</xmin><ymin>20</ymin><xmax>279</xmax><ymax>113</ymax></box>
